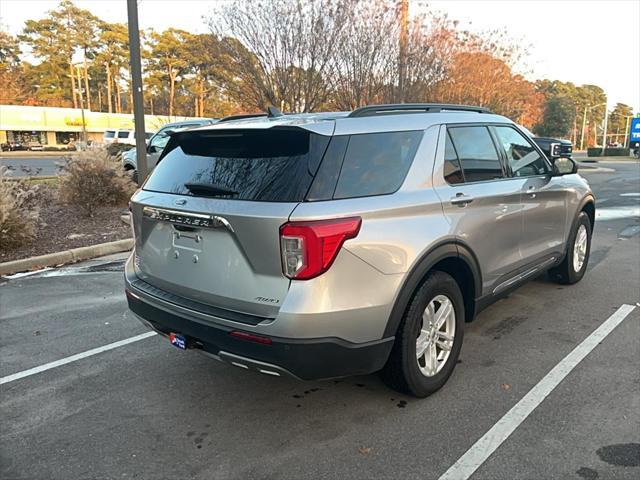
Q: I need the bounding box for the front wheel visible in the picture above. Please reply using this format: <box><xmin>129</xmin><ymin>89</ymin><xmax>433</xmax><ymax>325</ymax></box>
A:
<box><xmin>381</xmin><ymin>271</ymin><xmax>464</xmax><ymax>397</ymax></box>
<box><xmin>549</xmin><ymin>211</ymin><xmax>592</xmax><ymax>284</ymax></box>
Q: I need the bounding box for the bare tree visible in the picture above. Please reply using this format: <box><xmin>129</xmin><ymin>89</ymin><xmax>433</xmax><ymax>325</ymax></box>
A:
<box><xmin>401</xmin><ymin>13</ymin><xmax>458</xmax><ymax>103</ymax></box>
<box><xmin>329</xmin><ymin>1</ymin><xmax>397</xmax><ymax>110</ymax></box>
<box><xmin>209</xmin><ymin>0</ymin><xmax>351</xmax><ymax>112</ymax></box>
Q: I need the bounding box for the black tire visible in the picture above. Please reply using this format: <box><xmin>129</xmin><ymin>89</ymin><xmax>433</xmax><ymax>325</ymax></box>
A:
<box><xmin>125</xmin><ymin>168</ymin><xmax>139</xmax><ymax>184</ymax></box>
<box><xmin>549</xmin><ymin>211</ymin><xmax>592</xmax><ymax>284</ymax></box>
<box><xmin>381</xmin><ymin>271</ymin><xmax>464</xmax><ymax>398</ymax></box>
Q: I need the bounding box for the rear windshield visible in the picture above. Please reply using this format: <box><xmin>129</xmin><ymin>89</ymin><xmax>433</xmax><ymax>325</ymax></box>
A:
<box><xmin>143</xmin><ymin>129</ymin><xmax>330</xmax><ymax>202</ymax></box>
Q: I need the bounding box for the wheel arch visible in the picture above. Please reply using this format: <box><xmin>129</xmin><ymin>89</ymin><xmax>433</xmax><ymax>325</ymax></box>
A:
<box><xmin>383</xmin><ymin>241</ymin><xmax>482</xmax><ymax>338</ymax></box>
<box><xmin>580</xmin><ymin>196</ymin><xmax>595</xmax><ymax>231</ymax></box>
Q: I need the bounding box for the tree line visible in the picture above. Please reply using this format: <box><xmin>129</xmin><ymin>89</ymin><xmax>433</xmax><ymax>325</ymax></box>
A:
<box><xmin>0</xmin><ymin>0</ymin><xmax>633</xmax><ymax>146</ymax></box>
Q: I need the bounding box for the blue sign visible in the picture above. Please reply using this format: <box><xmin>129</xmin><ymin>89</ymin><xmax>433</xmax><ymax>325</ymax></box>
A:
<box><xmin>631</xmin><ymin>117</ymin><xmax>640</xmax><ymax>146</ymax></box>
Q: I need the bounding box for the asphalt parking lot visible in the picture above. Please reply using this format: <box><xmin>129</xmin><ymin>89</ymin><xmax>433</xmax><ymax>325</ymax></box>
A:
<box><xmin>1</xmin><ymin>162</ymin><xmax>639</xmax><ymax>480</ymax></box>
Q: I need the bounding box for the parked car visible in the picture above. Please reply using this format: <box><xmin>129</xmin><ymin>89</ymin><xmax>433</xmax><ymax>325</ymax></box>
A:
<box><xmin>103</xmin><ymin>130</ymin><xmax>118</xmax><ymax>144</ymax></box>
<box><xmin>531</xmin><ymin>136</ymin><xmax>573</xmax><ymax>160</ymax></box>
<box><xmin>122</xmin><ymin>119</ymin><xmax>218</xmax><ymax>182</ymax></box>
<box><xmin>1</xmin><ymin>141</ymin><xmax>26</xmax><ymax>151</ymax></box>
<box><xmin>125</xmin><ymin>104</ymin><xmax>594</xmax><ymax>397</ymax></box>
<box><xmin>26</xmin><ymin>141</ymin><xmax>44</xmax><ymax>151</ymax></box>
<box><xmin>103</xmin><ymin>129</ymin><xmax>151</xmax><ymax>146</ymax></box>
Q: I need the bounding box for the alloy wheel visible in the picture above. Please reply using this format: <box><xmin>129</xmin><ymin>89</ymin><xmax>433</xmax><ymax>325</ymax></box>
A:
<box><xmin>416</xmin><ymin>295</ymin><xmax>456</xmax><ymax>377</ymax></box>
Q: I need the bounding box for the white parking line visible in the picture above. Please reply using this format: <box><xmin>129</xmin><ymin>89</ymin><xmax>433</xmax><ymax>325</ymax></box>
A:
<box><xmin>0</xmin><ymin>331</ymin><xmax>157</xmax><ymax>385</ymax></box>
<box><xmin>439</xmin><ymin>303</ymin><xmax>636</xmax><ymax>480</ymax></box>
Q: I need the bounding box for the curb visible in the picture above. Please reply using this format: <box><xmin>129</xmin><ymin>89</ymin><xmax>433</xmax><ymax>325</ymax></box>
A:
<box><xmin>0</xmin><ymin>238</ymin><xmax>133</xmax><ymax>276</ymax></box>
<box><xmin>577</xmin><ymin>164</ymin><xmax>615</xmax><ymax>174</ymax></box>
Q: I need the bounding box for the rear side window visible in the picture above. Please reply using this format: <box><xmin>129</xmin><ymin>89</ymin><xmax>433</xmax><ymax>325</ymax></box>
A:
<box><xmin>118</xmin><ymin>131</ymin><xmax>131</xmax><ymax>138</ymax></box>
<box><xmin>144</xmin><ymin>129</ymin><xmax>330</xmax><ymax>202</ymax></box>
<box><xmin>447</xmin><ymin>126</ymin><xmax>503</xmax><ymax>182</ymax></box>
<box><xmin>333</xmin><ymin>131</ymin><xmax>422</xmax><ymax>199</ymax></box>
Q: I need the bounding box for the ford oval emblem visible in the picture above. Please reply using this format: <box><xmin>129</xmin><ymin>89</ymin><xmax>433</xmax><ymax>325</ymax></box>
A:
<box><xmin>174</xmin><ymin>199</ymin><xmax>187</xmax><ymax>206</ymax></box>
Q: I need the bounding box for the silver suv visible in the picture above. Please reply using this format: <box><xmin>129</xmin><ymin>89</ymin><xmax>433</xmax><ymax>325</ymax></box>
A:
<box><xmin>125</xmin><ymin>104</ymin><xmax>595</xmax><ymax>397</ymax></box>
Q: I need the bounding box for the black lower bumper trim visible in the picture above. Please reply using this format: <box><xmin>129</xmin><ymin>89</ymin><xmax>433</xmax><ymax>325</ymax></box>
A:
<box><xmin>126</xmin><ymin>289</ymin><xmax>394</xmax><ymax>380</ymax></box>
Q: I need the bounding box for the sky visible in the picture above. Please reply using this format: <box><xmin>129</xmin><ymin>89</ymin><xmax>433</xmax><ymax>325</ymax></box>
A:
<box><xmin>1</xmin><ymin>0</ymin><xmax>639</xmax><ymax>111</ymax></box>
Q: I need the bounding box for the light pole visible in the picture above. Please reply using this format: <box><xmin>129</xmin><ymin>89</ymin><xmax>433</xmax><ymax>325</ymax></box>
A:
<box><xmin>622</xmin><ymin>115</ymin><xmax>634</xmax><ymax>148</ymax></box>
<box><xmin>601</xmin><ymin>105</ymin><xmax>609</xmax><ymax>155</ymax></box>
<box><xmin>127</xmin><ymin>0</ymin><xmax>148</xmax><ymax>186</ymax></box>
<box><xmin>74</xmin><ymin>64</ymin><xmax>88</xmax><ymax>144</ymax></box>
<box><xmin>580</xmin><ymin>102</ymin><xmax>606</xmax><ymax>151</ymax></box>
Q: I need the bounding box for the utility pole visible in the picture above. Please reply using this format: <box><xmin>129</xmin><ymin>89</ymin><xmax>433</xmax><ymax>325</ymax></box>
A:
<box><xmin>397</xmin><ymin>0</ymin><xmax>408</xmax><ymax>104</ymax></box>
<box><xmin>127</xmin><ymin>0</ymin><xmax>148</xmax><ymax>186</ymax></box>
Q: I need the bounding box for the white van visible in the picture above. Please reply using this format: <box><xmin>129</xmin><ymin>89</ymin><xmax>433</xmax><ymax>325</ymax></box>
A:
<box><xmin>103</xmin><ymin>129</ymin><xmax>152</xmax><ymax>146</ymax></box>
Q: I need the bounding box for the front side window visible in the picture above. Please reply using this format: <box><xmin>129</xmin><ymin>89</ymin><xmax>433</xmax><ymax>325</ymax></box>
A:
<box><xmin>104</xmin><ymin>130</ymin><xmax>115</xmax><ymax>138</ymax></box>
<box><xmin>494</xmin><ymin>126</ymin><xmax>549</xmax><ymax>177</ymax></box>
<box><xmin>333</xmin><ymin>131</ymin><xmax>423</xmax><ymax>199</ymax></box>
<box><xmin>117</xmin><ymin>130</ymin><xmax>131</xmax><ymax>139</ymax></box>
<box><xmin>447</xmin><ymin>126</ymin><xmax>503</xmax><ymax>182</ymax></box>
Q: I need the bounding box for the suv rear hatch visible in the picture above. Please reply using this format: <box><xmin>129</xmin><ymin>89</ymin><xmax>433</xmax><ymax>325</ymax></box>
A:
<box><xmin>129</xmin><ymin>126</ymin><xmax>331</xmax><ymax>321</ymax></box>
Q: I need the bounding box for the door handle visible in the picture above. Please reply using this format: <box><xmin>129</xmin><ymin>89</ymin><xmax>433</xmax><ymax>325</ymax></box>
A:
<box><xmin>450</xmin><ymin>193</ymin><xmax>474</xmax><ymax>206</ymax></box>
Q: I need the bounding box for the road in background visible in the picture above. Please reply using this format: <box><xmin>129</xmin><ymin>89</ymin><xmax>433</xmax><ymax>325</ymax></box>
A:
<box><xmin>1</xmin><ymin>164</ymin><xmax>639</xmax><ymax>480</ymax></box>
<box><xmin>0</xmin><ymin>156</ymin><xmax>66</xmax><ymax>176</ymax></box>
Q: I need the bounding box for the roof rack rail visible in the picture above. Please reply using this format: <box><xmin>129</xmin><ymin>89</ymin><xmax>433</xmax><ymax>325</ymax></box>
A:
<box><xmin>217</xmin><ymin>113</ymin><xmax>267</xmax><ymax>123</ymax></box>
<box><xmin>348</xmin><ymin>103</ymin><xmax>492</xmax><ymax>118</ymax></box>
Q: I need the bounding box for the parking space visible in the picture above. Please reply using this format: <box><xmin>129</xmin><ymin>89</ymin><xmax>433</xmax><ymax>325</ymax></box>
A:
<box><xmin>1</xmin><ymin>164</ymin><xmax>639</xmax><ymax>480</ymax></box>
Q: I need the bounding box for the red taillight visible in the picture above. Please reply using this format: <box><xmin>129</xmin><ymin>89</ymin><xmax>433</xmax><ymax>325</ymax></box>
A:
<box><xmin>280</xmin><ymin>217</ymin><xmax>361</xmax><ymax>280</ymax></box>
<box><xmin>229</xmin><ymin>330</ymin><xmax>272</xmax><ymax>345</ymax></box>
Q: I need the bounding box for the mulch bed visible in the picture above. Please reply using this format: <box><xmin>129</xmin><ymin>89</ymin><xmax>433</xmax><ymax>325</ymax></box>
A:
<box><xmin>1</xmin><ymin>185</ymin><xmax>132</xmax><ymax>263</ymax></box>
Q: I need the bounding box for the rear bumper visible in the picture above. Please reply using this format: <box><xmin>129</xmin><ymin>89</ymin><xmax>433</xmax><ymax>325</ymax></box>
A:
<box><xmin>125</xmin><ymin>277</ymin><xmax>394</xmax><ymax>381</ymax></box>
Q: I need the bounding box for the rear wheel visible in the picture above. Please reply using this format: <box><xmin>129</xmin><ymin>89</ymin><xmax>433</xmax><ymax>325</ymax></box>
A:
<box><xmin>381</xmin><ymin>271</ymin><xmax>464</xmax><ymax>397</ymax></box>
<box><xmin>549</xmin><ymin>211</ymin><xmax>592</xmax><ymax>284</ymax></box>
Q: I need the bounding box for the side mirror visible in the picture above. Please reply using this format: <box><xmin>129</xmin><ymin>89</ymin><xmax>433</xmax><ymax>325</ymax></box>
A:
<box><xmin>147</xmin><ymin>144</ymin><xmax>159</xmax><ymax>154</ymax></box>
<box><xmin>552</xmin><ymin>157</ymin><xmax>577</xmax><ymax>176</ymax></box>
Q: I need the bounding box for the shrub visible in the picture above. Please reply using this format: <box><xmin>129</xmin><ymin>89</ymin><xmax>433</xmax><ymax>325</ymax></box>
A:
<box><xmin>106</xmin><ymin>143</ymin><xmax>134</xmax><ymax>157</ymax></box>
<box><xmin>604</xmin><ymin>147</ymin><xmax>630</xmax><ymax>156</ymax></box>
<box><xmin>0</xmin><ymin>166</ymin><xmax>40</xmax><ymax>250</ymax></box>
<box><xmin>58</xmin><ymin>149</ymin><xmax>136</xmax><ymax>217</ymax></box>
<box><xmin>587</xmin><ymin>147</ymin><xmax>602</xmax><ymax>157</ymax></box>
<box><xmin>587</xmin><ymin>147</ymin><xmax>631</xmax><ymax>157</ymax></box>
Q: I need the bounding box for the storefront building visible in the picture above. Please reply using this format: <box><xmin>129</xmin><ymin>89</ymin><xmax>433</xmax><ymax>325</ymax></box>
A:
<box><xmin>0</xmin><ymin>105</ymin><xmax>204</xmax><ymax>149</ymax></box>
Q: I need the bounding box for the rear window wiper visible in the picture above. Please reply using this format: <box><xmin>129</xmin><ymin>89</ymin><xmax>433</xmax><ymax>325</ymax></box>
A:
<box><xmin>184</xmin><ymin>182</ymin><xmax>238</xmax><ymax>197</ymax></box>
